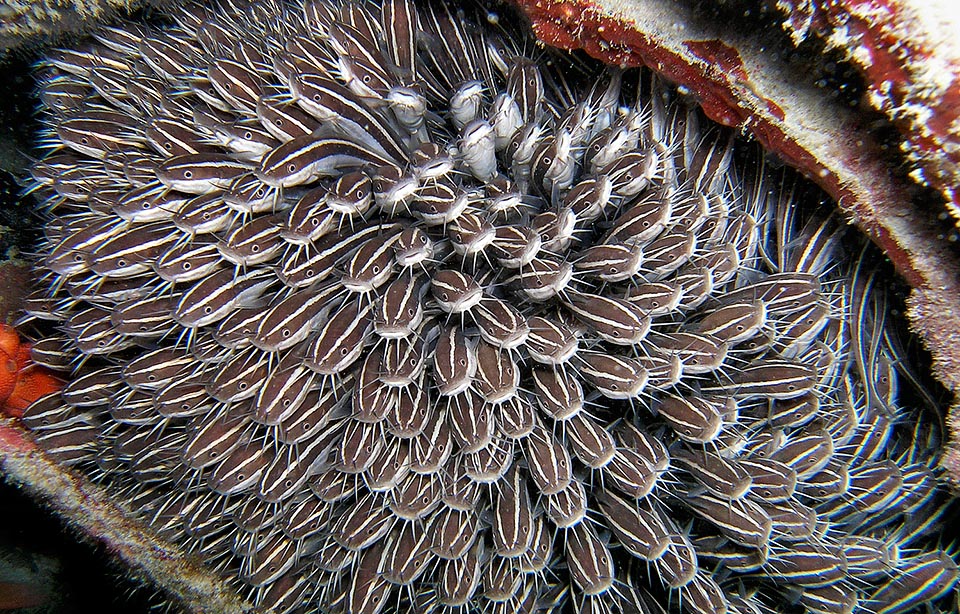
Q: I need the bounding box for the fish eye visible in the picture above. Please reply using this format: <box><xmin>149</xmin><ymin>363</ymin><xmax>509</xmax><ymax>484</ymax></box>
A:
<box><xmin>183</xmin><ymin>170</ymin><xmax>193</xmax><ymax>179</ymax></box>
<box><xmin>288</xmin><ymin>163</ymin><xmax>297</xmax><ymax>172</ymax></box>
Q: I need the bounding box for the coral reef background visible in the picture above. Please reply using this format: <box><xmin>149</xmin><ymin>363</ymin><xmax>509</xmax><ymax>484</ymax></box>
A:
<box><xmin>0</xmin><ymin>0</ymin><xmax>168</xmax><ymax>53</ymax></box>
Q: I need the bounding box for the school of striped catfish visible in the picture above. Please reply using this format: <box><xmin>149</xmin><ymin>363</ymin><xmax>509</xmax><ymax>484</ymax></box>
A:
<box><xmin>18</xmin><ymin>0</ymin><xmax>960</xmax><ymax>612</ymax></box>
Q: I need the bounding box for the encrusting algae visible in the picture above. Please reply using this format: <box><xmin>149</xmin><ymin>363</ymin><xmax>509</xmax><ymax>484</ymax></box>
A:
<box><xmin>0</xmin><ymin>0</ymin><xmax>160</xmax><ymax>53</ymax></box>
<box><xmin>6</xmin><ymin>0</ymin><xmax>960</xmax><ymax>612</ymax></box>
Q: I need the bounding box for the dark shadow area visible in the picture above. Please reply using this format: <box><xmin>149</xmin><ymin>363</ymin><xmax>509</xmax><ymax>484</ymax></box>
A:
<box><xmin>0</xmin><ymin>479</ymin><xmax>157</xmax><ymax>613</ymax></box>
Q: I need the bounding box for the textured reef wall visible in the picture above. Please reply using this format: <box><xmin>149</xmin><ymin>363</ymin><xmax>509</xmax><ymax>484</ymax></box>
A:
<box><xmin>0</xmin><ymin>0</ymin><xmax>163</xmax><ymax>52</ymax></box>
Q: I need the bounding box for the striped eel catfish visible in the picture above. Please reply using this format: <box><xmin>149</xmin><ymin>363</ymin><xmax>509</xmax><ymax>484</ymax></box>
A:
<box><xmin>21</xmin><ymin>0</ymin><xmax>959</xmax><ymax>612</ymax></box>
